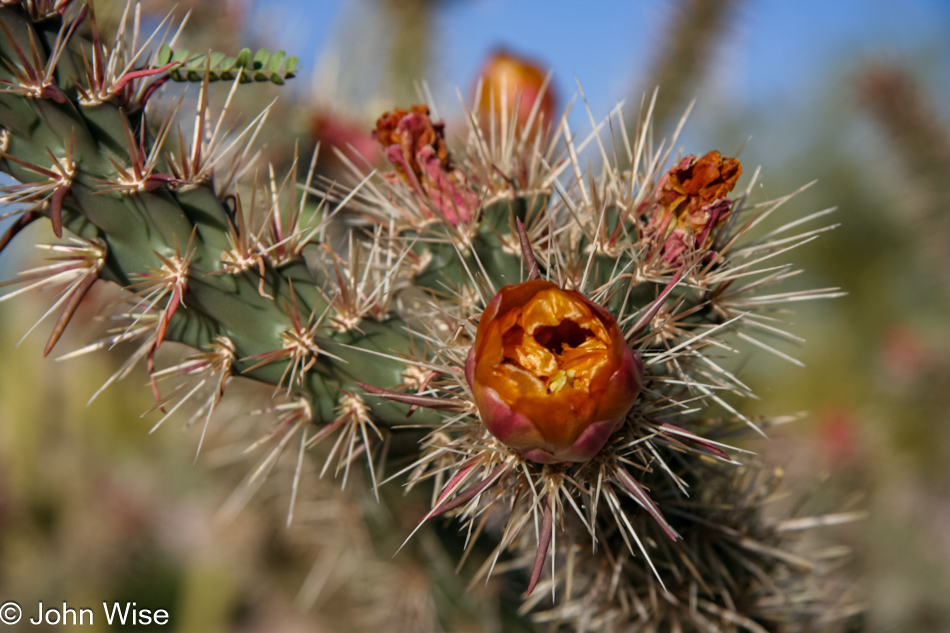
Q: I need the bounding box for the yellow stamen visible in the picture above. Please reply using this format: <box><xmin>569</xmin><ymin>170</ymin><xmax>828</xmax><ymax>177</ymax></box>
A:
<box><xmin>549</xmin><ymin>369</ymin><xmax>575</xmax><ymax>394</ymax></box>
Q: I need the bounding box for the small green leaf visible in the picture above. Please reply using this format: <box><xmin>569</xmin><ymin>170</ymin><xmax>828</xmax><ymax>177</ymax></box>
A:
<box><xmin>252</xmin><ymin>48</ymin><xmax>271</xmax><ymax>70</ymax></box>
<box><xmin>157</xmin><ymin>44</ymin><xmax>172</xmax><ymax>66</ymax></box>
<box><xmin>268</xmin><ymin>50</ymin><xmax>285</xmax><ymax>72</ymax></box>
<box><xmin>235</xmin><ymin>48</ymin><xmax>252</xmax><ymax>68</ymax></box>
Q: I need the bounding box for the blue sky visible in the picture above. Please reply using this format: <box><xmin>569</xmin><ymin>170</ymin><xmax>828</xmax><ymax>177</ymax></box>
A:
<box><xmin>251</xmin><ymin>0</ymin><xmax>950</xmax><ymax>121</ymax></box>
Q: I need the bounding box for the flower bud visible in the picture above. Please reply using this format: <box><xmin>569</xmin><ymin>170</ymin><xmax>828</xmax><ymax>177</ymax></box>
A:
<box><xmin>649</xmin><ymin>151</ymin><xmax>742</xmax><ymax>264</ymax></box>
<box><xmin>655</xmin><ymin>151</ymin><xmax>741</xmax><ymax>224</ymax></box>
<box><xmin>374</xmin><ymin>104</ymin><xmax>477</xmax><ymax>224</ymax></box>
<box><xmin>465</xmin><ymin>281</ymin><xmax>642</xmax><ymax>463</ymax></box>
<box><xmin>475</xmin><ymin>50</ymin><xmax>555</xmax><ymax>135</ymax></box>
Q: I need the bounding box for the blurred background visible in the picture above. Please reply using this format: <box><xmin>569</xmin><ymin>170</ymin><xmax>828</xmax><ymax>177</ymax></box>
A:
<box><xmin>2</xmin><ymin>0</ymin><xmax>950</xmax><ymax>630</ymax></box>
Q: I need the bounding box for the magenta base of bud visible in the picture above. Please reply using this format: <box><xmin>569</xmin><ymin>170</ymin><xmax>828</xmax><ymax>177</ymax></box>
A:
<box><xmin>466</xmin><ymin>346</ymin><xmax>631</xmax><ymax>464</ymax></box>
<box><xmin>521</xmin><ymin>416</ymin><xmax>626</xmax><ymax>463</ymax></box>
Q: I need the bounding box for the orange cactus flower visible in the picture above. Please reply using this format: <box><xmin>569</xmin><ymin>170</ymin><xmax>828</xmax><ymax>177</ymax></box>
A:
<box><xmin>475</xmin><ymin>49</ymin><xmax>556</xmax><ymax>134</ymax></box>
<box><xmin>465</xmin><ymin>281</ymin><xmax>642</xmax><ymax>463</ymax></box>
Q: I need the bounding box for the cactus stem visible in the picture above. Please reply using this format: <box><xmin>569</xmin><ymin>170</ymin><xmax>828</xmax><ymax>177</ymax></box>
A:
<box><xmin>210</xmin><ymin>194</ymin><xmax>275</xmax><ymax>297</ymax></box>
<box><xmin>257</xmin><ymin>146</ymin><xmax>333</xmax><ymax>267</ymax></box>
<box><xmin>317</xmin><ymin>229</ymin><xmax>414</xmax><ymax>330</ymax></box>
<box><xmin>125</xmin><ymin>228</ymin><xmax>196</xmax><ymax>351</ymax></box>
<box><xmin>242</xmin><ymin>281</ymin><xmax>346</xmax><ymax>397</ymax></box>
<box><xmin>123</xmin><ymin>228</ymin><xmax>197</xmax><ymax>409</ymax></box>
<box><xmin>212</xmin><ymin>99</ymin><xmax>276</xmax><ymax>198</ymax></box>
<box><xmin>96</xmin><ymin>95</ymin><xmax>184</xmax><ymax>194</ymax></box>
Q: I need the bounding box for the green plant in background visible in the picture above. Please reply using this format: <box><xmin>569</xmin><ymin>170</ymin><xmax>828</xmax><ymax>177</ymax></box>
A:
<box><xmin>0</xmin><ymin>2</ymin><xmax>862</xmax><ymax>631</ymax></box>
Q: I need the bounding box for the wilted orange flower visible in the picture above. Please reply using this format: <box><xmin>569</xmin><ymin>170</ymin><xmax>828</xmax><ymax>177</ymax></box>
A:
<box><xmin>475</xmin><ymin>50</ymin><xmax>555</xmax><ymax>134</ymax></box>
<box><xmin>656</xmin><ymin>150</ymin><xmax>741</xmax><ymax>234</ymax></box>
<box><xmin>374</xmin><ymin>104</ymin><xmax>476</xmax><ymax>224</ymax></box>
<box><xmin>465</xmin><ymin>281</ymin><xmax>642</xmax><ymax>463</ymax></box>
<box><xmin>650</xmin><ymin>151</ymin><xmax>742</xmax><ymax>263</ymax></box>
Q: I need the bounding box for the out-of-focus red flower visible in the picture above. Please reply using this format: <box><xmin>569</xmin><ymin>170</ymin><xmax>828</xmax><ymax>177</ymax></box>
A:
<box><xmin>310</xmin><ymin>111</ymin><xmax>381</xmax><ymax>164</ymax></box>
<box><xmin>374</xmin><ymin>105</ymin><xmax>477</xmax><ymax>224</ymax></box>
<box><xmin>648</xmin><ymin>151</ymin><xmax>742</xmax><ymax>264</ymax></box>
<box><xmin>817</xmin><ymin>409</ymin><xmax>863</xmax><ymax>466</ymax></box>
<box><xmin>881</xmin><ymin>325</ymin><xmax>926</xmax><ymax>384</ymax></box>
<box><xmin>474</xmin><ymin>50</ymin><xmax>556</xmax><ymax>135</ymax></box>
<box><xmin>465</xmin><ymin>281</ymin><xmax>642</xmax><ymax>463</ymax></box>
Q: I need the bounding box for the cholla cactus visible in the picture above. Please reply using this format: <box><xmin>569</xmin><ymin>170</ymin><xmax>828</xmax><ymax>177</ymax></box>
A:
<box><xmin>0</xmin><ymin>3</ymin><xmax>860</xmax><ymax>631</ymax></box>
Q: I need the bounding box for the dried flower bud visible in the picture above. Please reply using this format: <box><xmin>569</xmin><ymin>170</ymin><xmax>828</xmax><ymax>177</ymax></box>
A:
<box><xmin>465</xmin><ymin>281</ymin><xmax>642</xmax><ymax>463</ymax></box>
<box><xmin>475</xmin><ymin>50</ymin><xmax>555</xmax><ymax>134</ymax></box>
<box><xmin>374</xmin><ymin>104</ymin><xmax>476</xmax><ymax>224</ymax></box>
<box><xmin>650</xmin><ymin>151</ymin><xmax>742</xmax><ymax>263</ymax></box>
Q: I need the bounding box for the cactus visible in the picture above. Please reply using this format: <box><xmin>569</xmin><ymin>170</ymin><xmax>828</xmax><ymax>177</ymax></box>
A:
<box><xmin>0</xmin><ymin>2</ymin><xmax>861</xmax><ymax>631</ymax></box>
